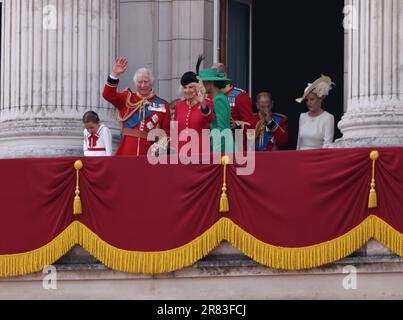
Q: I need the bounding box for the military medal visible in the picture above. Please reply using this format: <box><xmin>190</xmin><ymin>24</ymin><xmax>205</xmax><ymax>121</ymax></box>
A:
<box><xmin>152</xmin><ymin>114</ymin><xmax>159</xmax><ymax>124</ymax></box>
<box><xmin>229</xmin><ymin>96</ymin><xmax>236</xmax><ymax>108</ymax></box>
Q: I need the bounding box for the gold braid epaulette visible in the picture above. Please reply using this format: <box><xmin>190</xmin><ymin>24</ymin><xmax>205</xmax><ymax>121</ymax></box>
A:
<box><xmin>116</xmin><ymin>90</ymin><xmax>154</xmax><ymax>122</ymax></box>
<box><xmin>255</xmin><ymin>113</ymin><xmax>266</xmax><ymax>140</ymax></box>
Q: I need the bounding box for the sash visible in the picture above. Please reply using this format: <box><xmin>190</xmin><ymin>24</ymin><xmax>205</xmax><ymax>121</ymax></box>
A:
<box><xmin>124</xmin><ymin>97</ymin><xmax>166</xmax><ymax>129</ymax></box>
<box><xmin>256</xmin><ymin>115</ymin><xmax>281</xmax><ymax>151</ymax></box>
<box><xmin>124</xmin><ymin>105</ymin><xmax>153</xmax><ymax>129</ymax></box>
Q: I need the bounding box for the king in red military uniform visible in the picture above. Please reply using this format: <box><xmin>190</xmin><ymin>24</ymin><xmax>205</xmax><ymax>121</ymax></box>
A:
<box><xmin>102</xmin><ymin>57</ymin><xmax>170</xmax><ymax>156</ymax></box>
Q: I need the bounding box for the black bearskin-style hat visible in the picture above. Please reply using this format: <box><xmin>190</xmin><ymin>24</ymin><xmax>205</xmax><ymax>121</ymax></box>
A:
<box><xmin>180</xmin><ymin>71</ymin><xmax>199</xmax><ymax>86</ymax></box>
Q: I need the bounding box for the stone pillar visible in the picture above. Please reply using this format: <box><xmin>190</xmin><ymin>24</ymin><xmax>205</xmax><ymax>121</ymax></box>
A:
<box><xmin>335</xmin><ymin>0</ymin><xmax>403</xmax><ymax>147</ymax></box>
<box><xmin>165</xmin><ymin>0</ymin><xmax>214</xmax><ymax>100</ymax></box>
<box><xmin>0</xmin><ymin>0</ymin><xmax>120</xmax><ymax>158</ymax></box>
<box><xmin>118</xmin><ymin>0</ymin><xmax>214</xmax><ymax>102</ymax></box>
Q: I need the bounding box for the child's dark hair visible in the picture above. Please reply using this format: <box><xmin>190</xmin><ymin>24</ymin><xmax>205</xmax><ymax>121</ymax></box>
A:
<box><xmin>214</xmin><ymin>81</ymin><xmax>227</xmax><ymax>89</ymax></box>
<box><xmin>82</xmin><ymin>111</ymin><xmax>100</xmax><ymax>123</ymax></box>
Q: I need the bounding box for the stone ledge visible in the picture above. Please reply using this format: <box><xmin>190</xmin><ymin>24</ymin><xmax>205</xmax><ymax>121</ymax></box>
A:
<box><xmin>1</xmin><ymin>241</ymin><xmax>398</xmax><ymax>282</ymax></box>
<box><xmin>2</xmin><ymin>249</ymin><xmax>402</xmax><ymax>282</ymax></box>
<box><xmin>2</xmin><ymin>257</ymin><xmax>403</xmax><ymax>283</ymax></box>
<box><xmin>53</xmin><ymin>239</ymin><xmax>382</xmax><ymax>266</ymax></box>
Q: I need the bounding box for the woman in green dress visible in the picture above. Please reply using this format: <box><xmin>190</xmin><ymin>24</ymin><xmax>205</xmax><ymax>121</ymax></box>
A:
<box><xmin>198</xmin><ymin>67</ymin><xmax>234</xmax><ymax>154</ymax></box>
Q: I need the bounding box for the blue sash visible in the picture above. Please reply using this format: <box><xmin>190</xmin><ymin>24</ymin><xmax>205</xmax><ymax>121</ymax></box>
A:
<box><xmin>124</xmin><ymin>106</ymin><xmax>153</xmax><ymax>129</ymax></box>
<box><xmin>256</xmin><ymin>115</ymin><xmax>281</xmax><ymax>151</ymax></box>
<box><xmin>123</xmin><ymin>96</ymin><xmax>166</xmax><ymax>129</ymax></box>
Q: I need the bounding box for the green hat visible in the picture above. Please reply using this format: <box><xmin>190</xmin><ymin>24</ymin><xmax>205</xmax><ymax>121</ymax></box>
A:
<box><xmin>198</xmin><ymin>68</ymin><xmax>231</xmax><ymax>82</ymax></box>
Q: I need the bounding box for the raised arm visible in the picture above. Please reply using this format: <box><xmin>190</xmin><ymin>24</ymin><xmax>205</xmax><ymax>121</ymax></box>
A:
<box><xmin>102</xmin><ymin>57</ymin><xmax>129</xmax><ymax>108</ymax></box>
<box><xmin>111</xmin><ymin>57</ymin><xmax>128</xmax><ymax>78</ymax></box>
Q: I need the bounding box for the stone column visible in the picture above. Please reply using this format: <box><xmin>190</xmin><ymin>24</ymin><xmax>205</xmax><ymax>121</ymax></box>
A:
<box><xmin>118</xmin><ymin>0</ymin><xmax>214</xmax><ymax>102</ymax></box>
<box><xmin>165</xmin><ymin>0</ymin><xmax>214</xmax><ymax>100</ymax></box>
<box><xmin>0</xmin><ymin>0</ymin><xmax>119</xmax><ymax>158</ymax></box>
<box><xmin>335</xmin><ymin>0</ymin><xmax>403</xmax><ymax>147</ymax></box>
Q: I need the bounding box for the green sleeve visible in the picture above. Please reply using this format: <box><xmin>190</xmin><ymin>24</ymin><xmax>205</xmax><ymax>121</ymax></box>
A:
<box><xmin>212</xmin><ymin>94</ymin><xmax>231</xmax><ymax>131</ymax></box>
<box><xmin>211</xmin><ymin>94</ymin><xmax>233</xmax><ymax>153</ymax></box>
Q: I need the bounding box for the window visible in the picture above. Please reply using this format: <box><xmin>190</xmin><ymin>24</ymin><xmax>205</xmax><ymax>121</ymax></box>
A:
<box><xmin>221</xmin><ymin>0</ymin><xmax>251</xmax><ymax>90</ymax></box>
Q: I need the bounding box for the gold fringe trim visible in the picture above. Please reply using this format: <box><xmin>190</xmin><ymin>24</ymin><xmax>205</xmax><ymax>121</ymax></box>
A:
<box><xmin>372</xmin><ymin>216</ymin><xmax>403</xmax><ymax>256</ymax></box>
<box><xmin>222</xmin><ymin>217</ymin><xmax>375</xmax><ymax>270</ymax></box>
<box><xmin>223</xmin><ymin>216</ymin><xmax>403</xmax><ymax>270</ymax></box>
<box><xmin>0</xmin><ymin>221</ymin><xmax>224</xmax><ymax>277</ymax></box>
<box><xmin>77</xmin><ymin>221</ymin><xmax>224</xmax><ymax>274</ymax></box>
<box><xmin>1</xmin><ymin>216</ymin><xmax>403</xmax><ymax>277</ymax></box>
<box><xmin>0</xmin><ymin>222</ymin><xmax>78</xmax><ymax>278</ymax></box>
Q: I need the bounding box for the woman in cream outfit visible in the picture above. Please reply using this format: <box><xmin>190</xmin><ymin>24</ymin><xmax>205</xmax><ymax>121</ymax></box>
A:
<box><xmin>296</xmin><ymin>75</ymin><xmax>335</xmax><ymax>150</ymax></box>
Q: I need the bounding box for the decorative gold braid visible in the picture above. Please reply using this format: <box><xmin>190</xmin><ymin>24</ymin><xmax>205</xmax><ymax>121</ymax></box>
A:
<box><xmin>116</xmin><ymin>90</ymin><xmax>155</xmax><ymax>122</ymax></box>
<box><xmin>255</xmin><ymin>112</ymin><xmax>266</xmax><ymax>140</ymax></box>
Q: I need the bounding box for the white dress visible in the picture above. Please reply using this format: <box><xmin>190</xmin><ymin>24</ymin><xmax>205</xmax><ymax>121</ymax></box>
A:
<box><xmin>296</xmin><ymin>111</ymin><xmax>335</xmax><ymax>150</ymax></box>
<box><xmin>83</xmin><ymin>124</ymin><xmax>113</xmax><ymax>156</ymax></box>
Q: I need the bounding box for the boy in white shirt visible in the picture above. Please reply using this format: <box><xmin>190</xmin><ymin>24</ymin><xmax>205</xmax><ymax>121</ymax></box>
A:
<box><xmin>83</xmin><ymin>111</ymin><xmax>113</xmax><ymax>156</ymax></box>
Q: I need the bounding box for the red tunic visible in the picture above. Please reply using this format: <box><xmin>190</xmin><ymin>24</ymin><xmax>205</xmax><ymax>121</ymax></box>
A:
<box><xmin>205</xmin><ymin>86</ymin><xmax>258</xmax><ymax>150</ymax></box>
<box><xmin>174</xmin><ymin>99</ymin><xmax>214</xmax><ymax>155</ymax></box>
<box><xmin>223</xmin><ymin>86</ymin><xmax>259</xmax><ymax>129</ymax></box>
<box><xmin>103</xmin><ymin>82</ymin><xmax>170</xmax><ymax>156</ymax></box>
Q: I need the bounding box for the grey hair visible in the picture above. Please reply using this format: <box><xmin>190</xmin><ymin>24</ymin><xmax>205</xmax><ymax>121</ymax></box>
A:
<box><xmin>133</xmin><ymin>68</ymin><xmax>154</xmax><ymax>84</ymax></box>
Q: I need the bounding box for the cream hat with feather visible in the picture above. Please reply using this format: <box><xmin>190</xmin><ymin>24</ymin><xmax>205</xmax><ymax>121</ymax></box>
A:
<box><xmin>296</xmin><ymin>74</ymin><xmax>335</xmax><ymax>103</ymax></box>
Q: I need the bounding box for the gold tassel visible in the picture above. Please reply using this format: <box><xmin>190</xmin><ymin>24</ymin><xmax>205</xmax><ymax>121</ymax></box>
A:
<box><xmin>74</xmin><ymin>160</ymin><xmax>83</xmax><ymax>215</ymax></box>
<box><xmin>220</xmin><ymin>156</ymin><xmax>230</xmax><ymax>213</ymax></box>
<box><xmin>368</xmin><ymin>151</ymin><xmax>379</xmax><ymax>209</ymax></box>
<box><xmin>220</xmin><ymin>193</ymin><xmax>229</xmax><ymax>213</ymax></box>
